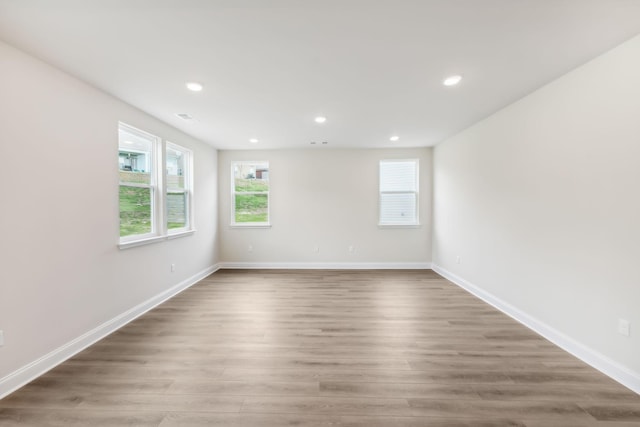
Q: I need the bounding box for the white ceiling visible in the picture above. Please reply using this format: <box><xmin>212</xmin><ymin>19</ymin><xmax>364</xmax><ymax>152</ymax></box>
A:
<box><xmin>1</xmin><ymin>0</ymin><xmax>639</xmax><ymax>150</ymax></box>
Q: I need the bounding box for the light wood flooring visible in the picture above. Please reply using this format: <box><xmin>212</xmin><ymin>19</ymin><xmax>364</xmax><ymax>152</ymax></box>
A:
<box><xmin>1</xmin><ymin>269</ymin><xmax>639</xmax><ymax>426</ymax></box>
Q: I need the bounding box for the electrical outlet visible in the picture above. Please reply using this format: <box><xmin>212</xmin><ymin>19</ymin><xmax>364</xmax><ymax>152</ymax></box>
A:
<box><xmin>313</xmin><ymin>245</ymin><xmax>319</xmax><ymax>253</ymax></box>
<box><xmin>348</xmin><ymin>245</ymin><xmax>355</xmax><ymax>253</ymax></box>
<box><xmin>0</xmin><ymin>330</ymin><xmax>4</xmax><ymax>347</ymax></box>
<box><xmin>456</xmin><ymin>256</ymin><xmax>461</xmax><ymax>264</ymax></box>
<box><xmin>171</xmin><ymin>264</ymin><xmax>175</xmax><ymax>272</ymax></box>
<box><xmin>248</xmin><ymin>244</ymin><xmax>253</xmax><ymax>252</ymax></box>
<box><xmin>618</xmin><ymin>319</ymin><xmax>631</xmax><ymax>337</ymax></box>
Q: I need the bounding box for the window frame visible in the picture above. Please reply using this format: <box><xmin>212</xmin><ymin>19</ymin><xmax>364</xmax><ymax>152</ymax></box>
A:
<box><xmin>165</xmin><ymin>141</ymin><xmax>194</xmax><ymax>236</ymax></box>
<box><xmin>118</xmin><ymin>123</ymin><xmax>163</xmax><ymax>245</ymax></box>
<box><xmin>118</xmin><ymin>122</ymin><xmax>195</xmax><ymax>249</ymax></box>
<box><xmin>378</xmin><ymin>159</ymin><xmax>420</xmax><ymax>228</ymax></box>
<box><xmin>230</xmin><ymin>161</ymin><xmax>271</xmax><ymax>228</ymax></box>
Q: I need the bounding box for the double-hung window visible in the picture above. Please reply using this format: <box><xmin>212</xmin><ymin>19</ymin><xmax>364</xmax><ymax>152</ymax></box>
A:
<box><xmin>166</xmin><ymin>142</ymin><xmax>192</xmax><ymax>233</ymax></box>
<box><xmin>119</xmin><ymin>124</ymin><xmax>160</xmax><ymax>240</ymax></box>
<box><xmin>118</xmin><ymin>122</ymin><xmax>195</xmax><ymax>248</ymax></box>
<box><xmin>379</xmin><ymin>159</ymin><xmax>419</xmax><ymax>226</ymax></box>
<box><xmin>231</xmin><ymin>161</ymin><xmax>270</xmax><ymax>226</ymax></box>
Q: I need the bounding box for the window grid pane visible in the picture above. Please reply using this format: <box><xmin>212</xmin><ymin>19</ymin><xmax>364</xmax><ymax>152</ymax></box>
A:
<box><xmin>119</xmin><ymin>185</ymin><xmax>153</xmax><ymax>236</ymax></box>
<box><xmin>379</xmin><ymin>192</ymin><xmax>417</xmax><ymax>224</ymax></box>
<box><xmin>235</xmin><ymin>193</ymin><xmax>269</xmax><ymax>223</ymax></box>
<box><xmin>380</xmin><ymin>161</ymin><xmax>417</xmax><ymax>192</ymax></box>
<box><xmin>167</xmin><ymin>191</ymin><xmax>187</xmax><ymax>229</ymax></box>
<box><xmin>166</xmin><ymin>146</ymin><xmax>186</xmax><ymax>191</ymax></box>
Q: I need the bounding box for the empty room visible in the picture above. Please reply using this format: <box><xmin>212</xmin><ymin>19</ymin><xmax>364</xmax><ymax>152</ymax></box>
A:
<box><xmin>1</xmin><ymin>1</ymin><xmax>639</xmax><ymax>425</ymax></box>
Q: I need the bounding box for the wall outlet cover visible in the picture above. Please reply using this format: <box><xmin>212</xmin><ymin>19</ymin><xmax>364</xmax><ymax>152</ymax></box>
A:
<box><xmin>618</xmin><ymin>319</ymin><xmax>631</xmax><ymax>337</ymax></box>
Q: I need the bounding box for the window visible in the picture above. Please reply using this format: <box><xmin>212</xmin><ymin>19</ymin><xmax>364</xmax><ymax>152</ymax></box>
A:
<box><xmin>231</xmin><ymin>161</ymin><xmax>270</xmax><ymax>226</ymax></box>
<box><xmin>166</xmin><ymin>142</ymin><xmax>192</xmax><ymax>233</ymax></box>
<box><xmin>379</xmin><ymin>159</ymin><xmax>419</xmax><ymax>226</ymax></box>
<box><xmin>118</xmin><ymin>123</ymin><xmax>195</xmax><ymax>248</ymax></box>
<box><xmin>119</xmin><ymin>124</ymin><xmax>159</xmax><ymax>240</ymax></box>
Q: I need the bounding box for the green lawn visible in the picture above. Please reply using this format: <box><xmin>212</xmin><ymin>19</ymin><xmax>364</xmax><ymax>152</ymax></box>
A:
<box><xmin>234</xmin><ymin>178</ymin><xmax>269</xmax><ymax>223</ymax></box>
<box><xmin>235</xmin><ymin>193</ymin><xmax>268</xmax><ymax>223</ymax></box>
<box><xmin>235</xmin><ymin>178</ymin><xmax>269</xmax><ymax>192</ymax></box>
<box><xmin>121</xmin><ymin>178</ymin><xmax>268</xmax><ymax>235</ymax></box>
<box><xmin>119</xmin><ymin>186</ymin><xmax>152</xmax><ymax>236</ymax></box>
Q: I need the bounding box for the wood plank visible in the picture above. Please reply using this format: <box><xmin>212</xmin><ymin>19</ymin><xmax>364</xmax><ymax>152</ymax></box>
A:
<box><xmin>1</xmin><ymin>269</ymin><xmax>638</xmax><ymax>426</ymax></box>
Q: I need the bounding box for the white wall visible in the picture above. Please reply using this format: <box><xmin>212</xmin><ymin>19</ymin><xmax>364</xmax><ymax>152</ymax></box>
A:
<box><xmin>219</xmin><ymin>148</ymin><xmax>432</xmax><ymax>267</ymax></box>
<box><xmin>0</xmin><ymin>40</ymin><xmax>219</xmax><ymax>393</ymax></box>
<box><xmin>433</xmin><ymin>35</ymin><xmax>640</xmax><ymax>387</ymax></box>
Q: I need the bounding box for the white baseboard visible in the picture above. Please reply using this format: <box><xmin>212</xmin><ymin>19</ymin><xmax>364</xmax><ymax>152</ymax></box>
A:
<box><xmin>0</xmin><ymin>263</ymin><xmax>221</xmax><ymax>400</ymax></box>
<box><xmin>219</xmin><ymin>262</ymin><xmax>432</xmax><ymax>270</ymax></box>
<box><xmin>432</xmin><ymin>264</ymin><xmax>640</xmax><ymax>395</ymax></box>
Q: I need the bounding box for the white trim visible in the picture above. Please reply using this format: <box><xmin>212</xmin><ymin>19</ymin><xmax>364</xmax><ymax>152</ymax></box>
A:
<box><xmin>167</xmin><ymin>229</ymin><xmax>196</xmax><ymax>239</ymax></box>
<box><xmin>432</xmin><ymin>264</ymin><xmax>640</xmax><ymax>395</ymax></box>
<box><xmin>119</xmin><ymin>229</ymin><xmax>196</xmax><ymax>248</ymax></box>
<box><xmin>219</xmin><ymin>262</ymin><xmax>432</xmax><ymax>270</ymax></box>
<box><xmin>0</xmin><ymin>263</ymin><xmax>221</xmax><ymax>400</ymax></box>
<box><xmin>118</xmin><ymin>234</ymin><xmax>166</xmax><ymax>249</ymax></box>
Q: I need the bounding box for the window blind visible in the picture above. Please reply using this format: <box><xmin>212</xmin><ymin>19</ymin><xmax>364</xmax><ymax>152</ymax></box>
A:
<box><xmin>379</xmin><ymin>160</ymin><xmax>418</xmax><ymax>225</ymax></box>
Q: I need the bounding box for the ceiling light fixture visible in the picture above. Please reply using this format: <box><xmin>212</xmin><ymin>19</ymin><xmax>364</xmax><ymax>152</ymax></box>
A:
<box><xmin>443</xmin><ymin>75</ymin><xmax>462</xmax><ymax>86</ymax></box>
<box><xmin>249</xmin><ymin>138</ymin><xmax>259</xmax><ymax>143</ymax></box>
<box><xmin>390</xmin><ymin>135</ymin><xmax>400</xmax><ymax>142</ymax></box>
<box><xmin>314</xmin><ymin>116</ymin><xmax>327</xmax><ymax>124</ymax></box>
<box><xmin>185</xmin><ymin>82</ymin><xmax>203</xmax><ymax>92</ymax></box>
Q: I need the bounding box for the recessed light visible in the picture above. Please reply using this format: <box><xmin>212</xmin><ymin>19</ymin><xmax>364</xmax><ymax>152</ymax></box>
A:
<box><xmin>185</xmin><ymin>82</ymin><xmax>203</xmax><ymax>92</ymax></box>
<box><xmin>390</xmin><ymin>135</ymin><xmax>400</xmax><ymax>142</ymax></box>
<box><xmin>314</xmin><ymin>116</ymin><xmax>327</xmax><ymax>124</ymax></box>
<box><xmin>443</xmin><ymin>75</ymin><xmax>462</xmax><ymax>86</ymax></box>
<box><xmin>249</xmin><ymin>138</ymin><xmax>259</xmax><ymax>144</ymax></box>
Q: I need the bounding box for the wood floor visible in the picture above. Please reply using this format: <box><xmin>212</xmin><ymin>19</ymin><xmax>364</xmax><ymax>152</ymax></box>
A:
<box><xmin>1</xmin><ymin>269</ymin><xmax>639</xmax><ymax>426</ymax></box>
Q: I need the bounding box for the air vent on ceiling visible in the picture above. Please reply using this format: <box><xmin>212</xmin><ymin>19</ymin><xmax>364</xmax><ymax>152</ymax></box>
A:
<box><xmin>175</xmin><ymin>113</ymin><xmax>194</xmax><ymax>121</ymax></box>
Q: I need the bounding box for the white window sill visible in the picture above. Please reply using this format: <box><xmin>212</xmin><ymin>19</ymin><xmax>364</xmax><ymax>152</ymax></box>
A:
<box><xmin>168</xmin><ymin>229</ymin><xmax>196</xmax><ymax>239</ymax></box>
<box><xmin>119</xmin><ymin>229</ymin><xmax>195</xmax><ymax>249</ymax></box>
<box><xmin>230</xmin><ymin>224</ymin><xmax>272</xmax><ymax>229</ymax></box>
<box><xmin>119</xmin><ymin>235</ymin><xmax>166</xmax><ymax>250</ymax></box>
<box><xmin>378</xmin><ymin>223</ymin><xmax>421</xmax><ymax>229</ymax></box>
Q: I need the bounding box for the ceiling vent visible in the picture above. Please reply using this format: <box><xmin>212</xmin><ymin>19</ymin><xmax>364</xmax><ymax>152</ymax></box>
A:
<box><xmin>175</xmin><ymin>113</ymin><xmax>194</xmax><ymax>121</ymax></box>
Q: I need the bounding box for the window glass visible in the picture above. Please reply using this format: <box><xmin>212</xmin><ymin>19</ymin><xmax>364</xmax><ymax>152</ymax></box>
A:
<box><xmin>232</xmin><ymin>162</ymin><xmax>269</xmax><ymax>225</ymax></box>
<box><xmin>166</xmin><ymin>143</ymin><xmax>192</xmax><ymax>231</ymax></box>
<box><xmin>119</xmin><ymin>125</ymin><xmax>157</xmax><ymax>238</ymax></box>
